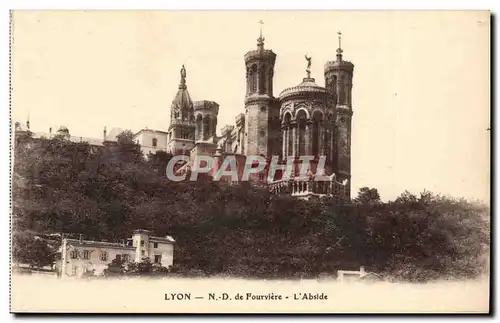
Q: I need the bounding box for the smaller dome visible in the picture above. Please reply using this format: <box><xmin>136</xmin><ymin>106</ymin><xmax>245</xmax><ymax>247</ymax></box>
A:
<box><xmin>278</xmin><ymin>77</ymin><xmax>327</xmax><ymax>102</ymax></box>
<box><xmin>57</xmin><ymin>126</ymin><xmax>69</xmax><ymax>133</ymax></box>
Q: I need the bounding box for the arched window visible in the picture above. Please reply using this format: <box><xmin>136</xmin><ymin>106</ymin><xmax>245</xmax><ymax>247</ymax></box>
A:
<box><xmin>283</xmin><ymin>113</ymin><xmax>292</xmax><ymax>157</ymax></box>
<box><xmin>259</xmin><ymin>64</ymin><xmax>267</xmax><ymax>93</ymax></box>
<box><xmin>152</xmin><ymin>138</ymin><xmax>158</xmax><ymax>148</ymax></box>
<box><xmin>339</xmin><ymin>75</ymin><xmax>346</xmax><ymax>104</ymax></box>
<box><xmin>250</xmin><ymin>65</ymin><xmax>258</xmax><ymax>93</ymax></box>
<box><xmin>203</xmin><ymin>115</ymin><xmax>211</xmax><ymax>140</ymax></box>
<box><xmin>311</xmin><ymin>111</ymin><xmax>324</xmax><ymax>156</ymax></box>
<box><xmin>296</xmin><ymin>110</ymin><xmax>307</xmax><ymax>157</ymax></box>
<box><xmin>196</xmin><ymin>114</ymin><xmax>203</xmax><ymax>140</ymax></box>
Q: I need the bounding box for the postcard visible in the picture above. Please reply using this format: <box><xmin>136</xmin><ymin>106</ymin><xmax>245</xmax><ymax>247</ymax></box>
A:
<box><xmin>10</xmin><ymin>10</ymin><xmax>491</xmax><ymax>314</ymax></box>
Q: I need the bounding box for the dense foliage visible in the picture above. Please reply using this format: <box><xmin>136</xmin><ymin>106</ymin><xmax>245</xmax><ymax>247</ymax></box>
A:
<box><xmin>11</xmin><ymin>133</ymin><xmax>490</xmax><ymax>282</ymax></box>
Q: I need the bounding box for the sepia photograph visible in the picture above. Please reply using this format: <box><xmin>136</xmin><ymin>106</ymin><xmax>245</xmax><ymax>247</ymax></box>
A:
<box><xmin>9</xmin><ymin>10</ymin><xmax>490</xmax><ymax>314</ymax></box>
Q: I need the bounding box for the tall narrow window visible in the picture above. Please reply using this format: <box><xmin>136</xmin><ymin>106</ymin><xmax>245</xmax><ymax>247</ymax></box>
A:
<box><xmin>250</xmin><ymin>65</ymin><xmax>258</xmax><ymax>93</ymax></box>
<box><xmin>312</xmin><ymin>121</ymin><xmax>319</xmax><ymax>156</ymax></box>
<box><xmin>203</xmin><ymin>116</ymin><xmax>211</xmax><ymax>140</ymax></box>
<box><xmin>259</xmin><ymin>65</ymin><xmax>267</xmax><ymax>94</ymax></box>
<box><xmin>298</xmin><ymin>119</ymin><xmax>306</xmax><ymax>156</ymax></box>
<box><xmin>196</xmin><ymin>115</ymin><xmax>202</xmax><ymax>140</ymax></box>
<box><xmin>152</xmin><ymin>138</ymin><xmax>158</xmax><ymax>148</ymax></box>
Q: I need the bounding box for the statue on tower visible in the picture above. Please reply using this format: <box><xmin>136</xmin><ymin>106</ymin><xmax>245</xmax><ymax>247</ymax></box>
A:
<box><xmin>180</xmin><ymin>65</ymin><xmax>186</xmax><ymax>80</ymax></box>
<box><xmin>305</xmin><ymin>55</ymin><xmax>312</xmax><ymax>78</ymax></box>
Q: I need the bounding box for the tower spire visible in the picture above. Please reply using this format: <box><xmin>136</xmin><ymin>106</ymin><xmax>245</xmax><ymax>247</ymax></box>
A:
<box><xmin>257</xmin><ymin>20</ymin><xmax>265</xmax><ymax>50</ymax></box>
<box><xmin>336</xmin><ymin>30</ymin><xmax>343</xmax><ymax>61</ymax></box>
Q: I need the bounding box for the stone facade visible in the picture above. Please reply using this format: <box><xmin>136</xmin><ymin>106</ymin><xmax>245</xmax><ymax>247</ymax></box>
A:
<box><xmin>134</xmin><ymin>129</ymin><xmax>169</xmax><ymax>156</ymax></box>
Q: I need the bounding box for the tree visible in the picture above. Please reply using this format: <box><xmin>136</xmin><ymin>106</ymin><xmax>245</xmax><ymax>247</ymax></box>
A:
<box><xmin>353</xmin><ymin>187</ymin><xmax>381</xmax><ymax>205</ymax></box>
<box><xmin>11</xmin><ymin>134</ymin><xmax>490</xmax><ymax>282</ymax></box>
<box><xmin>103</xmin><ymin>258</ymin><xmax>125</xmax><ymax>276</ymax></box>
<box><xmin>12</xmin><ymin>233</ymin><xmax>56</xmax><ymax>268</ymax></box>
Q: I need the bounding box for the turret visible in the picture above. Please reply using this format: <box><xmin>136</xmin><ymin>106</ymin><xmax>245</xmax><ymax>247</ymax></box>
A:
<box><xmin>167</xmin><ymin>65</ymin><xmax>196</xmax><ymax>155</ymax></box>
<box><xmin>243</xmin><ymin>21</ymin><xmax>280</xmax><ymax>157</ymax></box>
<box><xmin>324</xmin><ymin>31</ymin><xmax>354</xmax><ymax>199</ymax></box>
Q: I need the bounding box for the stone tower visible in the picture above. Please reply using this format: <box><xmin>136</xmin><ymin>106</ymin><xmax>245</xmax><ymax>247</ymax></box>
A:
<box><xmin>167</xmin><ymin>65</ymin><xmax>196</xmax><ymax>155</ymax></box>
<box><xmin>194</xmin><ymin>100</ymin><xmax>219</xmax><ymax>142</ymax></box>
<box><xmin>243</xmin><ymin>27</ymin><xmax>280</xmax><ymax>157</ymax></box>
<box><xmin>324</xmin><ymin>32</ymin><xmax>354</xmax><ymax>199</ymax></box>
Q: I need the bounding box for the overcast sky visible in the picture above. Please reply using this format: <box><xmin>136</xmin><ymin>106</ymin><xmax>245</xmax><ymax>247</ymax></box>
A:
<box><xmin>11</xmin><ymin>11</ymin><xmax>490</xmax><ymax>202</ymax></box>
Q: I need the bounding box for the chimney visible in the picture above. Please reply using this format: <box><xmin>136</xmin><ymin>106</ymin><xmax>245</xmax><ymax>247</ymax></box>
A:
<box><xmin>49</xmin><ymin>127</ymin><xmax>52</xmax><ymax>138</ymax></box>
<box><xmin>103</xmin><ymin>126</ymin><xmax>107</xmax><ymax>142</ymax></box>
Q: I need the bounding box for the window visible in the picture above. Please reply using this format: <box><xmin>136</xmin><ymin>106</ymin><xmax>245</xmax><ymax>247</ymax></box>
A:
<box><xmin>72</xmin><ymin>266</ymin><xmax>77</xmax><ymax>275</ymax></box>
<box><xmin>115</xmin><ymin>254</ymin><xmax>122</xmax><ymax>262</ymax></box>
<box><xmin>260</xmin><ymin>106</ymin><xmax>266</xmax><ymax>112</ymax></box>
<box><xmin>83</xmin><ymin>250</ymin><xmax>90</xmax><ymax>260</ymax></box>
<box><xmin>100</xmin><ymin>251</ymin><xmax>108</xmax><ymax>261</ymax></box>
<box><xmin>70</xmin><ymin>250</ymin><xmax>78</xmax><ymax>259</ymax></box>
<box><xmin>154</xmin><ymin>243</ymin><xmax>158</xmax><ymax>249</ymax></box>
<box><xmin>140</xmin><ymin>241</ymin><xmax>145</xmax><ymax>247</ymax></box>
<box><xmin>152</xmin><ymin>138</ymin><xmax>158</xmax><ymax>148</ymax></box>
<box><xmin>122</xmin><ymin>254</ymin><xmax>129</xmax><ymax>263</ymax></box>
<box><xmin>154</xmin><ymin>255</ymin><xmax>162</xmax><ymax>264</ymax></box>
<box><xmin>141</xmin><ymin>250</ymin><xmax>145</xmax><ymax>256</ymax></box>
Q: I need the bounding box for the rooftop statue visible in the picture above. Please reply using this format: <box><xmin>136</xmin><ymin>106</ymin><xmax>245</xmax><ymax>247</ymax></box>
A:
<box><xmin>305</xmin><ymin>55</ymin><xmax>312</xmax><ymax>78</ymax></box>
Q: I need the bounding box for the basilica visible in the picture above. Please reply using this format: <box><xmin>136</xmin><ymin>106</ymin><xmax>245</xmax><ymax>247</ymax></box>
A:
<box><xmin>14</xmin><ymin>30</ymin><xmax>354</xmax><ymax>201</ymax></box>
<box><xmin>157</xmin><ymin>31</ymin><xmax>354</xmax><ymax>201</ymax></box>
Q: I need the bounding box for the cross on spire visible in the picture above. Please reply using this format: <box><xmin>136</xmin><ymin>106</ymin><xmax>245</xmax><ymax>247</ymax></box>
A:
<box><xmin>336</xmin><ymin>30</ymin><xmax>343</xmax><ymax>60</ymax></box>
<box><xmin>257</xmin><ymin>20</ymin><xmax>265</xmax><ymax>49</ymax></box>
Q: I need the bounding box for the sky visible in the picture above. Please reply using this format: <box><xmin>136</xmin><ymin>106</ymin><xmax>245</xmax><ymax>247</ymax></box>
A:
<box><xmin>10</xmin><ymin>11</ymin><xmax>490</xmax><ymax>202</ymax></box>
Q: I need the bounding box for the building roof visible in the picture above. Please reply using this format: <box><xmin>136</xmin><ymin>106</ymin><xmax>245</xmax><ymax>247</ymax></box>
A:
<box><xmin>150</xmin><ymin>235</ymin><xmax>176</xmax><ymax>244</ymax></box>
<box><xmin>172</xmin><ymin>86</ymin><xmax>193</xmax><ymax>112</ymax></box>
<box><xmin>278</xmin><ymin>77</ymin><xmax>327</xmax><ymax>102</ymax></box>
<box><xmin>133</xmin><ymin>128</ymin><xmax>169</xmax><ymax>137</ymax></box>
<box><xmin>64</xmin><ymin>238</ymin><xmax>135</xmax><ymax>250</ymax></box>
<box><xmin>104</xmin><ymin>127</ymin><xmax>122</xmax><ymax>142</ymax></box>
<box><xmin>171</xmin><ymin>65</ymin><xmax>194</xmax><ymax>118</ymax></box>
<box><xmin>31</xmin><ymin>132</ymin><xmax>104</xmax><ymax>146</ymax></box>
<box><xmin>324</xmin><ymin>59</ymin><xmax>354</xmax><ymax>72</ymax></box>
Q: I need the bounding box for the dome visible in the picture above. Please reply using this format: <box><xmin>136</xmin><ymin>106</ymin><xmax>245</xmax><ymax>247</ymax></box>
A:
<box><xmin>172</xmin><ymin>88</ymin><xmax>193</xmax><ymax>110</ymax></box>
<box><xmin>278</xmin><ymin>77</ymin><xmax>327</xmax><ymax>102</ymax></box>
<box><xmin>57</xmin><ymin>126</ymin><xmax>69</xmax><ymax>134</ymax></box>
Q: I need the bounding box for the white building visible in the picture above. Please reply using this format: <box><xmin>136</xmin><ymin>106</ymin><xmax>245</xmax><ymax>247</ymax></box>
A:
<box><xmin>58</xmin><ymin>229</ymin><xmax>175</xmax><ymax>278</ymax></box>
<box><xmin>133</xmin><ymin>128</ymin><xmax>169</xmax><ymax>156</ymax></box>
